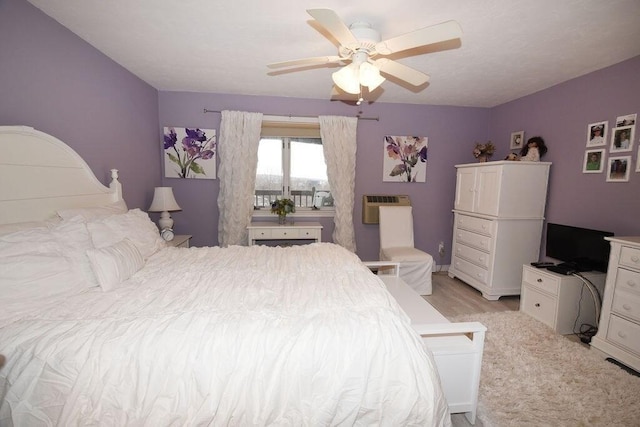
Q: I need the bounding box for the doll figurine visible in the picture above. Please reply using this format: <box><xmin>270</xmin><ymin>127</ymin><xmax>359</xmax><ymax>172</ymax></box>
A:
<box><xmin>506</xmin><ymin>136</ymin><xmax>547</xmax><ymax>161</ymax></box>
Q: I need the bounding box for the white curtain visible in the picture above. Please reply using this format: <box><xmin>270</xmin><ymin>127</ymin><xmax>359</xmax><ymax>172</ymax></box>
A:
<box><xmin>319</xmin><ymin>115</ymin><xmax>358</xmax><ymax>252</ymax></box>
<box><xmin>217</xmin><ymin>110</ymin><xmax>263</xmax><ymax>247</ymax></box>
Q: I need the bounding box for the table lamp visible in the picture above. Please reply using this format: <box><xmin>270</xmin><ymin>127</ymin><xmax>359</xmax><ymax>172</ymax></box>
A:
<box><xmin>148</xmin><ymin>187</ymin><xmax>181</xmax><ymax>230</ymax></box>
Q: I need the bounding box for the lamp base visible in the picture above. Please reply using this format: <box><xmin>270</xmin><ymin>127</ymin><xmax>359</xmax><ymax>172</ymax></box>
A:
<box><xmin>158</xmin><ymin>211</ymin><xmax>174</xmax><ymax>230</ymax></box>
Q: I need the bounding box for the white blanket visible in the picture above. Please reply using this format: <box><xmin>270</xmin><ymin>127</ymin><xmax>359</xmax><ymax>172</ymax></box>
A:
<box><xmin>0</xmin><ymin>243</ymin><xmax>450</xmax><ymax>426</ymax></box>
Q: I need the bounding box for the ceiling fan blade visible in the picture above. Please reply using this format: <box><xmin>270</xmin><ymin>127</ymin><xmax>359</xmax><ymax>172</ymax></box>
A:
<box><xmin>267</xmin><ymin>55</ymin><xmax>344</xmax><ymax>69</ymax></box>
<box><xmin>375</xmin><ymin>58</ymin><xmax>430</xmax><ymax>86</ymax></box>
<box><xmin>375</xmin><ymin>20</ymin><xmax>462</xmax><ymax>55</ymax></box>
<box><xmin>307</xmin><ymin>8</ymin><xmax>358</xmax><ymax>47</ymax></box>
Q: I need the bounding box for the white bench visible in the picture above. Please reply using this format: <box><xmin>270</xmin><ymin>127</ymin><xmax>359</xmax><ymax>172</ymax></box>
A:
<box><xmin>365</xmin><ymin>262</ymin><xmax>486</xmax><ymax>425</ymax></box>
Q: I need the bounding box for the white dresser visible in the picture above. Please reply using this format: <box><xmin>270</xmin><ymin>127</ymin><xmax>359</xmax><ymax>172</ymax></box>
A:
<box><xmin>448</xmin><ymin>161</ymin><xmax>551</xmax><ymax>300</ymax></box>
<box><xmin>247</xmin><ymin>222</ymin><xmax>322</xmax><ymax>246</ymax></box>
<box><xmin>591</xmin><ymin>236</ymin><xmax>640</xmax><ymax>372</ymax></box>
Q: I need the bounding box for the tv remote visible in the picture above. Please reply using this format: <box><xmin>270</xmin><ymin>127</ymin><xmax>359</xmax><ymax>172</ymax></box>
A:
<box><xmin>531</xmin><ymin>262</ymin><xmax>555</xmax><ymax>268</ymax></box>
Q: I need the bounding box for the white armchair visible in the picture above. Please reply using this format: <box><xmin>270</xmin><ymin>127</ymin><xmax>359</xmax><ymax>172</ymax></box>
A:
<box><xmin>378</xmin><ymin>206</ymin><xmax>434</xmax><ymax>295</ymax></box>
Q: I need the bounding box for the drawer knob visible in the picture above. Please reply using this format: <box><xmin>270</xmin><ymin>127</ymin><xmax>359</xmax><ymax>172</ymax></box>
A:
<box><xmin>628</xmin><ymin>281</ymin><xmax>637</xmax><ymax>288</ymax></box>
<box><xmin>479</xmin><ymin>256</ymin><xmax>485</xmax><ymax>262</ymax></box>
<box><xmin>631</xmin><ymin>255</ymin><xmax>639</xmax><ymax>263</ymax></box>
<box><xmin>535</xmin><ymin>303</ymin><xmax>541</xmax><ymax>307</ymax></box>
<box><xmin>537</xmin><ymin>278</ymin><xmax>543</xmax><ymax>283</ymax></box>
<box><xmin>623</xmin><ymin>304</ymin><xmax>632</xmax><ymax>311</ymax></box>
<box><xmin>618</xmin><ymin>331</ymin><xmax>627</xmax><ymax>339</ymax></box>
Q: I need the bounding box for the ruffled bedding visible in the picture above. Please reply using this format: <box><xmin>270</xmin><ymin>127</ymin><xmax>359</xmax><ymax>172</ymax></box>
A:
<box><xmin>0</xmin><ymin>243</ymin><xmax>450</xmax><ymax>426</ymax></box>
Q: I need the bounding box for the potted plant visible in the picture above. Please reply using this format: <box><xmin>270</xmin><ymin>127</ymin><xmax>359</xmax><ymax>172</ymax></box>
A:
<box><xmin>473</xmin><ymin>141</ymin><xmax>495</xmax><ymax>162</ymax></box>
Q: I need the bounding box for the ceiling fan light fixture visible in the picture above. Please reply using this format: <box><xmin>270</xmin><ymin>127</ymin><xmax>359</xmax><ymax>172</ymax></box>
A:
<box><xmin>332</xmin><ymin>65</ymin><xmax>360</xmax><ymax>94</ymax></box>
<box><xmin>359</xmin><ymin>62</ymin><xmax>385</xmax><ymax>90</ymax></box>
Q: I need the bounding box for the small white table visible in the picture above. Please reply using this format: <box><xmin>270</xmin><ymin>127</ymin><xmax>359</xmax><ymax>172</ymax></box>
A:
<box><xmin>247</xmin><ymin>222</ymin><xmax>322</xmax><ymax>246</ymax></box>
<box><xmin>167</xmin><ymin>234</ymin><xmax>192</xmax><ymax>248</ymax></box>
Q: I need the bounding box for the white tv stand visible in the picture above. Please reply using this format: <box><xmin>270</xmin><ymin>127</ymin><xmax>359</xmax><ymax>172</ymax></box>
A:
<box><xmin>520</xmin><ymin>264</ymin><xmax>606</xmax><ymax>335</ymax></box>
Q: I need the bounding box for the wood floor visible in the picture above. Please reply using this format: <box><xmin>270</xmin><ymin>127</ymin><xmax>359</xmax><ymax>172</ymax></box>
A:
<box><xmin>424</xmin><ymin>272</ymin><xmax>520</xmax><ymax>427</ymax></box>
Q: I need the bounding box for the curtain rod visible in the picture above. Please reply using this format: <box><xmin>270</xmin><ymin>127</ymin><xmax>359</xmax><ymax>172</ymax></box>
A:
<box><xmin>203</xmin><ymin>108</ymin><xmax>379</xmax><ymax>121</ymax></box>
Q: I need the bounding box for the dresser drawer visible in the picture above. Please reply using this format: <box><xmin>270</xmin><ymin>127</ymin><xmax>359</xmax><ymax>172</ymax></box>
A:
<box><xmin>251</xmin><ymin>229</ymin><xmax>272</xmax><ymax>239</ymax></box>
<box><xmin>271</xmin><ymin>228</ymin><xmax>299</xmax><ymax>239</ymax></box>
<box><xmin>620</xmin><ymin>246</ymin><xmax>640</xmax><ymax>271</ymax></box>
<box><xmin>454</xmin><ymin>229</ymin><xmax>492</xmax><ymax>253</ymax></box>
<box><xmin>297</xmin><ymin>228</ymin><xmax>318</xmax><ymax>239</ymax></box>
<box><xmin>612</xmin><ymin>288</ymin><xmax>640</xmax><ymax>322</ymax></box>
<box><xmin>607</xmin><ymin>315</ymin><xmax>640</xmax><ymax>355</ymax></box>
<box><xmin>615</xmin><ymin>268</ymin><xmax>640</xmax><ymax>296</ymax></box>
<box><xmin>457</xmin><ymin>215</ymin><xmax>494</xmax><ymax>236</ymax></box>
<box><xmin>521</xmin><ymin>285</ymin><xmax>557</xmax><ymax>329</ymax></box>
<box><xmin>522</xmin><ymin>266</ymin><xmax>560</xmax><ymax>296</ymax></box>
<box><xmin>454</xmin><ymin>243</ymin><xmax>490</xmax><ymax>268</ymax></box>
<box><xmin>452</xmin><ymin>256</ymin><xmax>488</xmax><ymax>285</ymax></box>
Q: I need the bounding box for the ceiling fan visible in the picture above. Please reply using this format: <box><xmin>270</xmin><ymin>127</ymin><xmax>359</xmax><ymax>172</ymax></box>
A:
<box><xmin>267</xmin><ymin>9</ymin><xmax>462</xmax><ymax>99</ymax></box>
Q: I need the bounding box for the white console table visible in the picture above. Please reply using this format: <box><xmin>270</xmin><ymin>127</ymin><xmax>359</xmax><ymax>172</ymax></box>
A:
<box><xmin>247</xmin><ymin>221</ymin><xmax>322</xmax><ymax>246</ymax></box>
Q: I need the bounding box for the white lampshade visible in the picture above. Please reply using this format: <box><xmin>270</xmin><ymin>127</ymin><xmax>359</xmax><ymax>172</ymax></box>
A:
<box><xmin>332</xmin><ymin>65</ymin><xmax>360</xmax><ymax>94</ymax></box>
<box><xmin>359</xmin><ymin>62</ymin><xmax>385</xmax><ymax>91</ymax></box>
<box><xmin>148</xmin><ymin>187</ymin><xmax>181</xmax><ymax>230</ymax></box>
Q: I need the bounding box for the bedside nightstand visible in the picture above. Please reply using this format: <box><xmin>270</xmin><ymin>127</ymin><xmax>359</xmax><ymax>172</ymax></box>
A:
<box><xmin>520</xmin><ymin>264</ymin><xmax>605</xmax><ymax>334</ymax></box>
<box><xmin>167</xmin><ymin>234</ymin><xmax>192</xmax><ymax>248</ymax></box>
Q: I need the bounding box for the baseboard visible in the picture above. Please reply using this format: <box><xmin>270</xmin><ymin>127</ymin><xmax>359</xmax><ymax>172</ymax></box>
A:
<box><xmin>434</xmin><ymin>264</ymin><xmax>450</xmax><ymax>274</ymax></box>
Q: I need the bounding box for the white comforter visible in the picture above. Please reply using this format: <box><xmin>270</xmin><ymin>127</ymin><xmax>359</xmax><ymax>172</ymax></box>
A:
<box><xmin>0</xmin><ymin>243</ymin><xmax>450</xmax><ymax>426</ymax></box>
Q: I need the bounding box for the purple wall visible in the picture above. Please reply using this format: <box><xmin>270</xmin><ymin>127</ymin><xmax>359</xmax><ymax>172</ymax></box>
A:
<box><xmin>489</xmin><ymin>56</ymin><xmax>640</xmax><ymax>241</ymax></box>
<box><xmin>0</xmin><ymin>0</ymin><xmax>160</xmax><ymax>210</ymax></box>
<box><xmin>158</xmin><ymin>92</ymin><xmax>489</xmax><ymax>259</ymax></box>
<box><xmin>4</xmin><ymin>0</ymin><xmax>638</xmax><ymax>264</ymax></box>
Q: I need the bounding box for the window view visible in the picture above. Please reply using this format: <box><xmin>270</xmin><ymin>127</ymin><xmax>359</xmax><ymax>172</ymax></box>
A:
<box><xmin>255</xmin><ymin>137</ymin><xmax>332</xmax><ymax>210</ymax></box>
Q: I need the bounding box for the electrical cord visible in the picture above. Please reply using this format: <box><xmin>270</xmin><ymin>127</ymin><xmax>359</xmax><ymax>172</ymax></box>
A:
<box><xmin>571</xmin><ymin>272</ymin><xmax>603</xmax><ymax>343</ymax></box>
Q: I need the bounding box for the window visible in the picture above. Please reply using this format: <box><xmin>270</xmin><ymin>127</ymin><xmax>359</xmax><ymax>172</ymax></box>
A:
<box><xmin>254</xmin><ymin>119</ymin><xmax>333</xmax><ymax>213</ymax></box>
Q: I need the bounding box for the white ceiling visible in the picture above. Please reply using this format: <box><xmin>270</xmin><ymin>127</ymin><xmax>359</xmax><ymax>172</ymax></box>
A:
<box><xmin>27</xmin><ymin>0</ymin><xmax>640</xmax><ymax>108</ymax></box>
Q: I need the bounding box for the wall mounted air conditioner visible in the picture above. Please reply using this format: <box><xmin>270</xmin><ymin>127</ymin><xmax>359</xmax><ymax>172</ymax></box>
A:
<box><xmin>362</xmin><ymin>194</ymin><xmax>411</xmax><ymax>224</ymax></box>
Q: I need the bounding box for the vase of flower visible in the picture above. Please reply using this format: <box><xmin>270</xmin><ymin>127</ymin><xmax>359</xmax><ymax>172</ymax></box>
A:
<box><xmin>271</xmin><ymin>198</ymin><xmax>295</xmax><ymax>224</ymax></box>
<box><xmin>473</xmin><ymin>141</ymin><xmax>495</xmax><ymax>162</ymax></box>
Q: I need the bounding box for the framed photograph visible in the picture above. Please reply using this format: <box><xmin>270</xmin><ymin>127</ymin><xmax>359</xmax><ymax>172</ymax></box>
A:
<box><xmin>636</xmin><ymin>147</ymin><xmax>640</xmax><ymax>172</ymax></box>
<box><xmin>583</xmin><ymin>149</ymin><xmax>605</xmax><ymax>173</ymax></box>
<box><xmin>609</xmin><ymin>125</ymin><xmax>634</xmax><ymax>153</ymax></box>
<box><xmin>616</xmin><ymin>113</ymin><xmax>636</xmax><ymax>127</ymax></box>
<box><xmin>382</xmin><ymin>135</ymin><xmax>428</xmax><ymax>183</ymax></box>
<box><xmin>586</xmin><ymin>121</ymin><xmax>607</xmax><ymax>147</ymax></box>
<box><xmin>606</xmin><ymin>156</ymin><xmax>631</xmax><ymax>182</ymax></box>
<box><xmin>163</xmin><ymin>127</ymin><xmax>216</xmax><ymax>179</ymax></box>
<box><xmin>510</xmin><ymin>131</ymin><xmax>524</xmax><ymax>150</ymax></box>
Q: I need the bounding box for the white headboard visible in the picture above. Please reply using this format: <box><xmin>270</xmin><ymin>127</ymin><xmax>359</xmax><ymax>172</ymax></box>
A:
<box><xmin>0</xmin><ymin>126</ymin><xmax>122</xmax><ymax>225</ymax></box>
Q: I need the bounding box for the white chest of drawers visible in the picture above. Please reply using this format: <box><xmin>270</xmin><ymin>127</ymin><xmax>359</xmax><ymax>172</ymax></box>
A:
<box><xmin>591</xmin><ymin>236</ymin><xmax>640</xmax><ymax>372</ymax></box>
<box><xmin>448</xmin><ymin>161</ymin><xmax>551</xmax><ymax>300</ymax></box>
<box><xmin>520</xmin><ymin>265</ymin><xmax>605</xmax><ymax>335</ymax></box>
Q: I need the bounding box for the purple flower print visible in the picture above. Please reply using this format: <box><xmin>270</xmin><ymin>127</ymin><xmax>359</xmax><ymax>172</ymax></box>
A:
<box><xmin>385</xmin><ymin>136</ymin><xmax>428</xmax><ymax>182</ymax></box>
<box><xmin>164</xmin><ymin>127</ymin><xmax>216</xmax><ymax>178</ymax></box>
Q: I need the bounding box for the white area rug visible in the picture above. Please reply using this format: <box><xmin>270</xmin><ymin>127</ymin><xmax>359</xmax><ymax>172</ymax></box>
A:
<box><xmin>451</xmin><ymin>311</ymin><xmax>640</xmax><ymax>426</ymax></box>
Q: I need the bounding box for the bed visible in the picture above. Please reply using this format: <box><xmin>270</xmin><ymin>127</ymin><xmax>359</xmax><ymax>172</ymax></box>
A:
<box><xmin>0</xmin><ymin>126</ymin><xmax>484</xmax><ymax>426</ymax></box>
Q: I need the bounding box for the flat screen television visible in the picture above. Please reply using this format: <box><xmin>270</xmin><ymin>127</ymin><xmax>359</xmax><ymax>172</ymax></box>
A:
<box><xmin>545</xmin><ymin>223</ymin><xmax>614</xmax><ymax>272</ymax></box>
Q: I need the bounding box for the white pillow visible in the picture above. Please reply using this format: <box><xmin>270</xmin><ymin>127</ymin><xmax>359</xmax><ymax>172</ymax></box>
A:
<box><xmin>57</xmin><ymin>199</ymin><xmax>128</xmax><ymax>221</ymax></box>
<box><xmin>86</xmin><ymin>209</ymin><xmax>165</xmax><ymax>259</ymax></box>
<box><xmin>0</xmin><ymin>219</ymin><xmax>60</xmax><ymax>237</ymax></box>
<box><xmin>86</xmin><ymin>239</ymin><xmax>144</xmax><ymax>292</ymax></box>
<box><xmin>50</xmin><ymin>218</ymin><xmax>99</xmax><ymax>286</ymax></box>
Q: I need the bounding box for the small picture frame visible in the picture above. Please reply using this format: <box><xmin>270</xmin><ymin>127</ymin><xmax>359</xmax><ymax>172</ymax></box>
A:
<box><xmin>606</xmin><ymin>156</ymin><xmax>631</xmax><ymax>182</ymax></box>
<box><xmin>583</xmin><ymin>149</ymin><xmax>605</xmax><ymax>173</ymax></box>
<box><xmin>636</xmin><ymin>147</ymin><xmax>640</xmax><ymax>172</ymax></box>
<box><xmin>610</xmin><ymin>125</ymin><xmax>634</xmax><ymax>153</ymax></box>
<box><xmin>586</xmin><ymin>121</ymin><xmax>607</xmax><ymax>147</ymax></box>
<box><xmin>616</xmin><ymin>113</ymin><xmax>636</xmax><ymax>127</ymax></box>
<box><xmin>510</xmin><ymin>131</ymin><xmax>524</xmax><ymax>150</ymax></box>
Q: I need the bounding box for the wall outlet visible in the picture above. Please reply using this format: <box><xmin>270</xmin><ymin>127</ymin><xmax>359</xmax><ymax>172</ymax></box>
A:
<box><xmin>438</xmin><ymin>241</ymin><xmax>445</xmax><ymax>257</ymax></box>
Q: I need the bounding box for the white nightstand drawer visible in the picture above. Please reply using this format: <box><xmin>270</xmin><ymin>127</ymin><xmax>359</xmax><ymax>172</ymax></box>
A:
<box><xmin>454</xmin><ymin>243</ymin><xmax>490</xmax><ymax>268</ymax></box>
<box><xmin>620</xmin><ymin>246</ymin><xmax>640</xmax><ymax>270</ymax></box>
<box><xmin>612</xmin><ymin>288</ymin><xmax>640</xmax><ymax>322</ymax></box>
<box><xmin>271</xmin><ymin>228</ymin><xmax>299</xmax><ymax>239</ymax></box>
<box><xmin>607</xmin><ymin>315</ymin><xmax>640</xmax><ymax>355</ymax></box>
<box><xmin>455</xmin><ymin>229</ymin><xmax>492</xmax><ymax>253</ymax></box>
<box><xmin>615</xmin><ymin>268</ymin><xmax>640</xmax><ymax>297</ymax></box>
<box><xmin>522</xmin><ymin>267</ymin><xmax>560</xmax><ymax>296</ymax></box>
<box><xmin>457</xmin><ymin>215</ymin><xmax>494</xmax><ymax>236</ymax></box>
<box><xmin>521</xmin><ymin>285</ymin><xmax>557</xmax><ymax>329</ymax></box>
<box><xmin>452</xmin><ymin>256</ymin><xmax>488</xmax><ymax>285</ymax></box>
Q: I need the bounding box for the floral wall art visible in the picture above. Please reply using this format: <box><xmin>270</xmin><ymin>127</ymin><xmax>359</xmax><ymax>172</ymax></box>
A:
<box><xmin>383</xmin><ymin>135</ymin><xmax>428</xmax><ymax>183</ymax></box>
<box><xmin>163</xmin><ymin>127</ymin><xmax>216</xmax><ymax>179</ymax></box>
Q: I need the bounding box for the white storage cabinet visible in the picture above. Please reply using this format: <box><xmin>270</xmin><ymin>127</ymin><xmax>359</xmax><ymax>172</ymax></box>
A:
<box><xmin>591</xmin><ymin>237</ymin><xmax>640</xmax><ymax>372</ymax></box>
<box><xmin>448</xmin><ymin>161</ymin><xmax>551</xmax><ymax>300</ymax></box>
